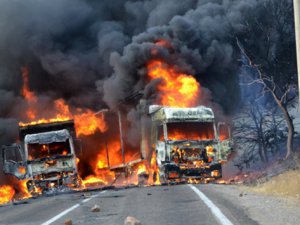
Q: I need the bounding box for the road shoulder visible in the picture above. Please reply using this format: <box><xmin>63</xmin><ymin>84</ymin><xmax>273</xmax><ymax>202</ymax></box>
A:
<box><xmin>200</xmin><ymin>184</ymin><xmax>300</xmax><ymax>225</ymax></box>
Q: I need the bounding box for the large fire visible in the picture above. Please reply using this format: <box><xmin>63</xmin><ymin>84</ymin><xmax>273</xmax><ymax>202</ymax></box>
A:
<box><xmin>74</xmin><ymin>111</ymin><xmax>107</xmax><ymax>136</ymax></box>
<box><xmin>147</xmin><ymin>59</ymin><xmax>200</xmax><ymax>107</ymax></box>
<box><xmin>0</xmin><ymin>179</ymin><xmax>32</xmax><ymax>205</ymax></box>
<box><xmin>1</xmin><ymin>49</ymin><xmax>203</xmax><ymax>204</ymax></box>
<box><xmin>0</xmin><ymin>67</ymin><xmax>112</xmax><ymax>204</ymax></box>
<box><xmin>18</xmin><ymin>99</ymin><xmax>71</xmax><ymax>127</ymax></box>
<box><xmin>81</xmin><ymin>148</ymin><xmax>115</xmax><ymax>187</ymax></box>
<box><xmin>19</xmin><ymin>67</ymin><xmax>107</xmax><ymax>136</ymax></box>
<box><xmin>19</xmin><ymin>98</ymin><xmax>107</xmax><ymax>137</ymax></box>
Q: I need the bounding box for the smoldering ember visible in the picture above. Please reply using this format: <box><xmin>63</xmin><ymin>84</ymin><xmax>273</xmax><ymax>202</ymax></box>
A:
<box><xmin>0</xmin><ymin>1</ymin><xmax>300</xmax><ymax>225</ymax></box>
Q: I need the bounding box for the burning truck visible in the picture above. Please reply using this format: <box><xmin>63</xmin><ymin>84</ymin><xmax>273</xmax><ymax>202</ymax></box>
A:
<box><xmin>108</xmin><ymin>101</ymin><xmax>234</xmax><ymax>184</ymax></box>
<box><xmin>1</xmin><ymin>120</ymin><xmax>81</xmax><ymax>194</ymax></box>
<box><xmin>137</xmin><ymin>102</ymin><xmax>234</xmax><ymax>183</ymax></box>
<box><xmin>0</xmin><ymin>103</ymin><xmax>234</xmax><ymax>193</ymax></box>
<box><xmin>0</xmin><ymin>58</ymin><xmax>234</xmax><ymax>195</ymax></box>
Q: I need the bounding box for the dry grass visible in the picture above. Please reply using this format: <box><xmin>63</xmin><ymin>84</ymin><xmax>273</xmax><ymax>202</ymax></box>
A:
<box><xmin>249</xmin><ymin>169</ymin><xmax>300</xmax><ymax>199</ymax></box>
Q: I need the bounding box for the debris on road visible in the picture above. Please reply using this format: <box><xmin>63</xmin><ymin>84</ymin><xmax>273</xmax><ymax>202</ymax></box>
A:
<box><xmin>138</xmin><ymin>172</ymin><xmax>149</xmax><ymax>186</ymax></box>
<box><xmin>12</xmin><ymin>200</ymin><xmax>29</xmax><ymax>205</ymax></box>
<box><xmin>64</xmin><ymin>219</ymin><xmax>72</xmax><ymax>225</ymax></box>
<box><xmin>82</xmin><ymin>193</ymin><xmax>91</xmax><ymax>198</ymax></box>
<box><xmin>90</xmin><ymin>204</ymin><xmax>101</xmax><ymax>212</ymax></box>
<box><xmin>124</xmin><ymin>216</ymin><xmax>142</xmax><ymax>225</ymax></box>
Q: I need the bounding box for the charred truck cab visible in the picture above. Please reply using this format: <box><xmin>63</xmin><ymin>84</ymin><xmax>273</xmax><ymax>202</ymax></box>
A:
<box><xmin>2</xmin><ymin>120</ymin><xmax>80</xmax><ymax>194</ymax></box>
<box><xmin>148</xmin><ymin>105</ymin><xmax>233</xmax><ymax>182</ymax></box>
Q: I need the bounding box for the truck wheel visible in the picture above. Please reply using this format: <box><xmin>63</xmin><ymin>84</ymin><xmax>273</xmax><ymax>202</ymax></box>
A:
<box><xmin>26</xmin><ymin>180</ymin><xmax>42</xmax><ymax>196</ymax></box>
<box><xmin>26</xmin><ymin>180</ymin><xmax>34</xmax><ymax>194</ymax></box>
<box><xmin>138</xmin><ymin>172</ymin><xmax>149</xmax><ymax>186</ymax></box>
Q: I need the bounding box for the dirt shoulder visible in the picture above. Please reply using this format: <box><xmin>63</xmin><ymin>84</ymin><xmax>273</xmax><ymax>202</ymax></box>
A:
<box><xmin>210</xmin><ymin>181</ymin><xmax>300</xmax><ymax>225</ymax></box>
<box><xmin>248</xmin><ymin>169</ymin><xmax>300</xmax><ymax>199</ymax></box>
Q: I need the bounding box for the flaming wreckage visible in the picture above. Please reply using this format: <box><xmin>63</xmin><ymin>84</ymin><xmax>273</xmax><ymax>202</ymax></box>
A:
<box><xmin>1</xmin><ymin>120</ymin><xmax>81</xmax><ymax>194</ymax></box>
<box><xmin>144</xmin><ymin>104</ymin><xmax>233</xmax><ymax>183</ymax></box>
<box><xmin>1</xmin><ymin>103</ymin><xmax>233</xmax><ymax>193</ymax></box>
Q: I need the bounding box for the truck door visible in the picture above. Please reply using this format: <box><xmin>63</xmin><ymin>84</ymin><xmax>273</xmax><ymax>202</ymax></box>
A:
<box><xmin>217</xmin><ymin>122</ymin><xmax>234</xmax><ymax>160</ymax></box>
<box><xmin>2</xmin><ymin>144</ymin><xmax>27</xmax><ymax>179</ymax></box>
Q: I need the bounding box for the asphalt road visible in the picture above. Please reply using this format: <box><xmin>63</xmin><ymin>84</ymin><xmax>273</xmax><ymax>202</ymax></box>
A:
<box><xmin>0</xmin><ymin>184</ymin><xmax>259</xmax><ymax>225</ymax></box>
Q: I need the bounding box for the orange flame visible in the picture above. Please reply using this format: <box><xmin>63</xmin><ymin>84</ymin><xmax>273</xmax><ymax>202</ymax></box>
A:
<box><xmin>19</xmin><ymin>68</ymin><xmax>107</xmax><ymax>136</ymax></box>
<box><xmin>137</xmin><ymin>164</ymin><xmax>147</xmax><ymax>175</ymax></box>
<box><xmin>80</xmin><ymin>145</ymin><xmax>116</xmax><ymax>188</ymax></box>
<box><xmin>62</xmin><ymin>150</ymin><xmax>68</xmax><ymax>156</ymax></box>
<box><xmin>74</xmin><ymin>111</ymin><xmax>107</xmax><ymax>136</ymax></box>
<box><xmin>81</xmin><ymin>167</ymin><xmax>114</xmax><ymax>187</ymax></box>
<box><xmin>19</xmin><ymin>180</ymin><xmax>32</xmax><ymax>199</ymax></box>
<box><xmin>107</xmin><ymin>141</ymin><xmax>122</xmax><ymax>166</ymax></box>
<box><xmin>95</xmin><ymin>154</ymin><xmax>108</xmax><ymax>170</ymax></box>
<box><xmin>147</xmin><ymin>60</ymin><xmax>200</xmax><ymax>107</ymax></box>
<box><xmin>0</xmin><ymin>179</ymin><xmax>33</xmax><ymax>205</ymax></box>
<box><xmin>21</xmin><ymin>67</ymin><xmax>37</xmax><ymax>120</ymax></box>
<box><xmin>19</xmin><ymin>97</ymin><xmax>107</xmax><ymax>137</ymax></box>
<box><xmin>21</xmin><ymin>67</ymin><xmax>37</xmax><ymax>103</ymax></box>
<box><xmin>150</xmin><ymin>151</ymin><xmax>160</xmax><ymax>185</ymax></box>
<box><xmin>0</xmin><ymin>185</ymin><xmax>15</xmax><ymax>205</ymax></box>
<box><xmin>18</xmin><ymin>98</ymin><xmax>71</xmax><ymax>127</ymax></box>
<box><xmin>167</xmin><ymin>130</ymin><xmax>214</xmax><ymax>141</ymax></box>
<box><xmin>82</xmin><ymin>175</ymin><xmax>108</xmax><ymax>187</ymax></box>
<box><xmin>18</xmin><ymin>166</ymin><xmax>26</xmax><ymax>175</ymax></box>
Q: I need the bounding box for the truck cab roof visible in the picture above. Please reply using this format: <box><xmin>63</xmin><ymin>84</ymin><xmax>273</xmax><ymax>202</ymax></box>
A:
<box><xmin>24</xmin><ymin>129</ymin><xmax>71</xmax><ymax>144</ymax></box>
<box><xmin>149</xmin><ymin>105</ymin><xmax>215</xmax><ymax>123</ymax></box>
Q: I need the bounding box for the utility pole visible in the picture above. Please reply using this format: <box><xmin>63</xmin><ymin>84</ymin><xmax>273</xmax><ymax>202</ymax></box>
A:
<box><xmin>293</xmin><ymin>0</ymin><xmax>300</xmax><ymax>101</ymax></box>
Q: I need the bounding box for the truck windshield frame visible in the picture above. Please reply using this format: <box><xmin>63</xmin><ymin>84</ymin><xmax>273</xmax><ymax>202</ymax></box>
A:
<box><xmin>165</xmin><ymin>122</ymin><xmax>215</xmax><ymax>141</ymax></box>
<box><xmin>27</xmin><ymin>139</ymin><xmax>71</xmax><ymax>161</ymax></box>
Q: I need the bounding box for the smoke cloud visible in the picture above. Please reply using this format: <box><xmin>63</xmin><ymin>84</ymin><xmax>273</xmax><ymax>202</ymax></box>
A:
<box><xmin>0</xmin><ymin>0</ymin><xmax>262</xmax><ymax>173</ymax></box>
<box><xmin>0</xmin><ymin>0</ymin><xmax>258</xmax><ymax>110</ymax></box>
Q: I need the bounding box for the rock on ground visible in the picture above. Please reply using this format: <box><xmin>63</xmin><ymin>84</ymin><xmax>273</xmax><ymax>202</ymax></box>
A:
<box><xmin>90</xmin><ymin>204</ymin><xmax>101</xmax><ymax>212</ymax></box>
<box><xmin>64</xmin><ymin>219</ymin><xmax>72</xmax><ymax>225</ymax></box>
<box><xmin>124</xmin><ymin>216</ymin><xmax>142</xmax><ymax>225</ymax></box>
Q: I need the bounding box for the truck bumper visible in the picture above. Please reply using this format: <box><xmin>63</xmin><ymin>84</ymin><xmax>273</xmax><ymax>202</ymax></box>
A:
<box><xmin>27</xmin><ymin>172</ymin><xmax>79</xmax><ymax>194</ymax></box>
<box><xmin>164</xmin><ymin>163</ymin><xmax>222</xmax><ymax>180</ymax></box>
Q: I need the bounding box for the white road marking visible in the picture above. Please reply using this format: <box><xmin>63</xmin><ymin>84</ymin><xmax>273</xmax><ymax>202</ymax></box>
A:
<box><xmin>188</xmin><ymin>184</ymin><xmax>234</xmax><ymax>225</ymax></box>
<box><xmin>41</xmin><ymin>190</ymin><xmax>107</xmax><ymax>225</ymax></box>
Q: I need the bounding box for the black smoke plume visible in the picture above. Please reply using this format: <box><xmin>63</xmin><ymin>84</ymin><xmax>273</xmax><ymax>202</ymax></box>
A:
<box><xmin>0</xmin><ymin>0</ymin><xmax>263</xmax><ymax>185</ymax></box>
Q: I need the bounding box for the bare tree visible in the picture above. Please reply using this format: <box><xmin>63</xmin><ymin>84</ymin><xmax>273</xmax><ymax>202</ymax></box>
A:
<box><xmin>237</xmin><ymin>40</ymin><xmax>296</xmax><ymax>159</ymax></box>
<box><xmin>234</xmin><ymin>97</ymin><xmax>286</xmax><ymax>169</ymax></box>
<box><xmin>235</xmin><ymin>0</ymin><xmax>297</xmax><ymax>159</ymax></box>
<box><xmin>233</xmin><ymin>147</ymin><xmax>257</xmax><ymax>172</ymax></box>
